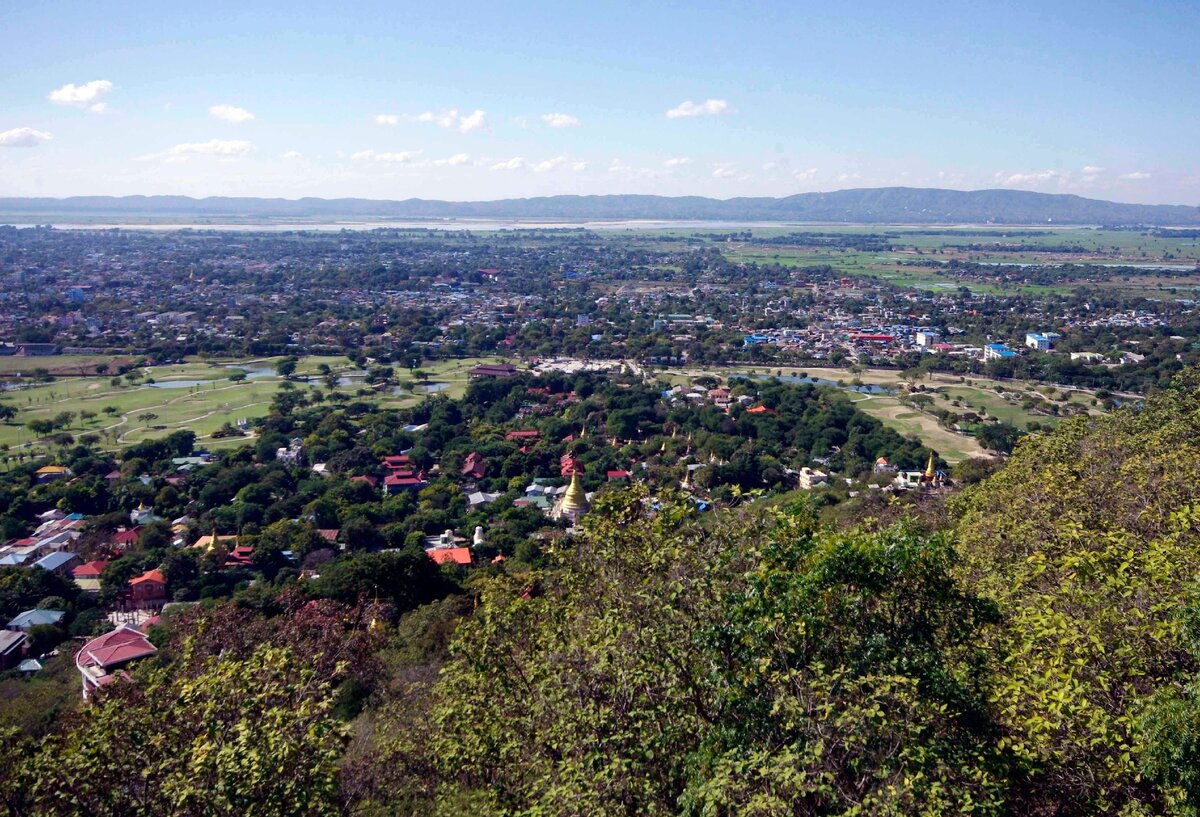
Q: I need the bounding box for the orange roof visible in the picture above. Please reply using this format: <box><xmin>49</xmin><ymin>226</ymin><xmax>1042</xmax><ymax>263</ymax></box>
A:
<box><xmin>129</xmin><ymin>568</ymin><xmax>166</xmax><ymax>586</ymax></box>
<box><xmin>426</xmin><ymin>547</ymin><xmax>472</xmax><ymax>566</ymax></box>
<box><xmin>73</xmin><ymin>560</ymin><xmax>109</xmax><ymax>578</ymax></box>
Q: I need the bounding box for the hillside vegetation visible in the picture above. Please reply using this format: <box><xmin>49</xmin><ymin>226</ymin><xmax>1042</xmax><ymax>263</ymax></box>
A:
<box><xmin>5</xmin><ymin>372</ymin><xmax>1200</xmax><ymax>815</ymax></box>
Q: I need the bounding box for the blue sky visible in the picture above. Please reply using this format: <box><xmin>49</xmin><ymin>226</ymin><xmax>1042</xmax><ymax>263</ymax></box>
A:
<box><xmin>1</xmin><ymin>0</ymin><xmax>1197</xmax><ymax>203</ymax></box>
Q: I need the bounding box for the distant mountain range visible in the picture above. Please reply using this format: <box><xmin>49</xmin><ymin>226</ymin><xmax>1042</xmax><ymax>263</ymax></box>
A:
<box><xmin>2</xmin><ymin>187</ymin><xmax>1199</xmax><ymax>225</ymax></box>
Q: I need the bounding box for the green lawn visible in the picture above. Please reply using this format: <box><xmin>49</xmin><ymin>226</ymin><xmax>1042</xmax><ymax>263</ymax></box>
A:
<box><xmin>0</xmin><ymin>355</ymin><xmax>505</xmax><ymax>462</ymax></box>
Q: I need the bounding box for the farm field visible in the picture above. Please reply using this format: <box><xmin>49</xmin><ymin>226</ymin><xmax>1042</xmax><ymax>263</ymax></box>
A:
<box><xmin>0</xmin><ymin>355</ymin><xmax>508</xmax><ymax>462</ymax></box>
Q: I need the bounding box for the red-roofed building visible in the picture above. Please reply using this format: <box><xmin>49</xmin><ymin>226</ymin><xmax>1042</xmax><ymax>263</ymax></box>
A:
<box><xmin>224</xmin><ymin>545</ymin><xmax>255</xmax><ymax>568</ymax></box>
<box><xmin>560</xmin><ymin>454</ymin><xmax>584</xmax><ymax>477</ymax></box>
<box><xmin>76</xmin><ymin>624</ymin><xmax>157</xmax><ymax>699</ymax></box>
<box><xmin>745</xmin><ymin>405</ymin><xmax>779</xmax><ymax>416</ymax></box>
<box><xmin>317</xmin><ymin>529</ymin><xmax>340</xmax><ymax>543</ymax></box>
<box><xmin>72</xmin><ymin>560</ymin><xmax>109</xmax><ymax>593</ymax></box>
<box><xmin>607</xmin><ymin>470</ymin><xmax>632</xmax><ymax>482</ymax></box>
<box><xmin>128</xmin><ymin>568</ymin><xmax>167</xmax><ymax>607</ymax></box>
<box><xmin>350</xmin><ymin>475</ymin><xmax>379</xmax><ymax>488</ymax></box>
<box><xmin>111</xmin><ymin>527</ymin><xmax>141</xmax><ymax>550</ymax></box>
<box><xmin>461</xmin><ymin>451</ymin><xmax>488</xmax><ymax>481</ymax></box>
<box><xmin>382</xmin><ymin>455</ymin><xmax>411</xmax><ymax>470</ymax></box>
<box><xmin>849</xmin><ymin>333</ymin><xmax>895</xmax><ymax>343</ymax></box>
<box><xmin>384</xmin><ymin>473</ymin><xmax>427</xmax><ymax>495</ymax></box>
<box><xmin>426</xmin><ymin>547</ymin><xmax>473</xmax><ymax>566</ymax></box>
<box><xmin>505</xmin><ymin>430</ymin><xmax>540</xmax><ymax>442</ymax></box>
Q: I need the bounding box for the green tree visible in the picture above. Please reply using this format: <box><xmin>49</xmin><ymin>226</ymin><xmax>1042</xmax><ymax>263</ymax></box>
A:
<box><xmin>25</xmin><ymin>644</ymin><xmax>346</xmax><ymax>817</ymax></box>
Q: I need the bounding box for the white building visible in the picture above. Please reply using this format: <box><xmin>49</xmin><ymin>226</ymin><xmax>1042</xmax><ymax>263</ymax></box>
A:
<box><xmin>915</xmin><ymin>330</ymin><xmax>941</xmax><ymax>348</ymax></box>
<box><xmin>1024</xmin><ymin>332</ymin><xmax>1059</xmax><ymax>351</ymax></box>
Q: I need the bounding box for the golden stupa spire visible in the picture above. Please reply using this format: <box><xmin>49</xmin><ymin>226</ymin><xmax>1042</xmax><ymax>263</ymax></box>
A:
<box><xmin>561</xmin><ymin>472</ymin><xmax>588</xmax><ymax>512</ymax></box>
<box><xmin>924</xmin><ymin>452</ymin><xmax>936</xmax><ymax>480</ymax></box>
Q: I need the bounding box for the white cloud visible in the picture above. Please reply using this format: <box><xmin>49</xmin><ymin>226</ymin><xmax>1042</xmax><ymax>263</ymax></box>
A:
<box><xmin>415</xmin><ymin>109</ymin><xmax>459</xmax><ymax>128</ymax></box>
<box><xmin>457</xmin><ymin>109</ymin><xmax>486</xmax><ymax>133</ymax></box>
<box><xmin>1120</xmin><ymin>171</ymin><xmax>1151</xmax><ymax>180</ymax></box>
<box><xmin>570</xmin><ymin>160</ymin><xmax>588</xmax><ymax>171</ymax></box>
<box><xmin>1081</xmin><ymin>165</ymin><xmax>1105</xmax><ymax>175</ymax></box>
<box><xmin>712</xmin><ymin>163</ymin><xmax>738</xmax><ymax>179</ymax></box>
<box><xmin>0</xmin><ymin>127</ymin><xmax>53</xmax><ymax>148</ymax></box>
<box><xmin>793</xmin><ymin>167</ymin><xmax>818</xmax><ymax>181</ymax></box>
<box><xmin>432</xmin><ymin>153</ymin><xmax>471</xmax><ymax>167</ymax></box>
<box><xmin>837</xmin><ymin>172</ymin><xmax>863</xmax><ymax>183</ymax></box>
<box><xmin>541</xmin><ymin>112</ymin><xmax>580</xmax><ymax>128</ymax></box>
<box><xmin>209</xmin><ymin>104</ymin><xmax>254</xmax><ymax>123</ymax></box>
<box><xmin>48</xmin><ymin>80</ymin><xmax>113</xmax><ymax>111</ymax></box>
<box><xmin>995</xmin><ymin>169</ymin><xmax>1065</xmax><ymax>186</ymax></box>
<box><xmin>280</xmin><ymin>150</ymin><xmax>303</xmax><ymax>160</ymax></box>
<box><xmin>533</xmin><ymin>156</ymin><xmax>570</xmax><ymax>173</ymax></box>
<box><xmin>351</xmin><ymin>149</ymin><xmax>421</xmax><ymax>164</ymax></box>
<box><xmin>407</xmin><ymin>108</ymin><xmax>486</xmax><ymax>133</ymax></box>
<box><xmin>666</xmin><ymin>98</ymin><xmax>729</xmax><ymax>119</ymax></box>
<box><xmin>139</xmin><ymin>139</ymin><xmax>254</xmax><ymax>161</ymax></box>
<box><xmin>490</xmin><ymin>157</ymin><xmax>526</xmax><ymax>171</ymax></box>
<box><xmin>664</xmin><ymin>156</ymin><xmax>691</xmax><ymax>167</ymax></box>
<box><xmin>374</xmin><ymin>114</ymin><xmax>401</xmax><ymax>126</ymax></box>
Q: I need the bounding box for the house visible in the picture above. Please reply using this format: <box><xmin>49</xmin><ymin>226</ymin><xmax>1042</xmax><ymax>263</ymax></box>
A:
<box><xmin>426</xmin><ymin>547</ymin><xmax>473</xmax><ymax>566</ymax></box>
<box><xmin>383</xmin><ymin>472</ymin><xmax>427</xmax><ymax>495</ymax></box>
<box><xmin>505</xmin><ymin>430</ymin><xmax>540</xmax><ymax>442</ymax></box>
<box><xmin>461</xmin><ymin>452</ymin><xmax>488</xmax><ymax>481</ymax></box>
<box><xmin>1025</xmin><ymin>332</ymin><xmax>1059</xmax><ymax>352</ymax></box>
<box><xmin>466</xmin><ymin>491</ymin><xmax>501</xmax><ymax>508</ymax></box>
<box><xmin>349</xmin><ymin>475</ymin><xmax>379</xmax><ymax>488</ymax></box>
<box><xmin>607</xmin><ymin>470</ymin><xmax>632</xmax><ymax>482</ymax></box>
<box><xmin>35</xmin><ymin>465</ymin><xmax>72</xmax><ymax>484</ymax></box>
<box><xmin>983</xmin><ymin>343</ymin><xmax>1018</xmax><ymax>361</ymax></box>
<box><xmin>796</xmin><ymin>467</ymin><xmax>828</xmax><ymax>490</ymax></box>
<box><xmin>0</xmin><ymin>630</ymin><xmax>28</xmax><ymax>671</ymax></box>
<box><xmin>111</xmin><ymin>527</ymin><xmax>142</xmax><ymax>550</ymax></box>
<box><xmin>73</xmin><ymin>560</ymin><xmax>109</xmax><ymax>593</ymax></box>
<box><xmin>33</xmin><ymin>551</ymin><xmax>79</xmax><ymax>575</ymax></box>
<box><xmin>75</xmin><ymin>624</ymin><xmax>157</xmax><ymax>699</ymax></box>
<box><xmin>224</xmin><ymin>545</ymin><xmax>256</xmax><ymax>568</ymax></box>
<box><xmin>7</xmin><ymin>609</ymin><xmax>66</xmax><ymax>631</ymax></box>
<box><xmin>128</xmin><ymin>568</ymin><xmax>168</xmax><ymax>608</ymax></box>
<box><xmin>467</xmin><ymin>362</ymin><xmax>519</xmax><ymax>379</ymax></box>
<box><xmin>915</xmin><ymin>330</ymin><xmax>941</xmax><ymax>347</ymax></box>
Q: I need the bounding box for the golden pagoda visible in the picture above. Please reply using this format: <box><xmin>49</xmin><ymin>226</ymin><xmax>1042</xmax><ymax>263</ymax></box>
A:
<box><xmin>552</xmin><ymin>472</ymin><xmax>590</xmax><ymax>525</ymax></box>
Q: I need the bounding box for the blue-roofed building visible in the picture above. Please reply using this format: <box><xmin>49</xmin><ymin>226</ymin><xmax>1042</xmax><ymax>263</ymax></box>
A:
<box><xmin>984</xmin><ymin>343</ymin><xmax>1018</xmax><ymax>361</ymax></box>
<box><xmin>0</xmin><ymin>553</ymin><xmax>30</xmax><ymax>566</ymax></box>
<box><xmin>33</xmin><ymin>551</ymin><xmax>80</xmax><ymax>576</ymax></box>
<box><xmin>7</xmin><ymin>609</ymin><xmax>66</xmax><ymax>631</ymax></box>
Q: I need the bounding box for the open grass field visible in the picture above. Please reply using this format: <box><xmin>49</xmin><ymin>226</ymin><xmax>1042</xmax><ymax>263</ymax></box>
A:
<box><xmin>845</xmin><ymin>394</ymin><xmax>985</xmax><ymax>463</ymax></box>
<box><xmin>669</xmin><ymin>363</ymin><xmax>1120</xmax><ymax>462</ymax></box>
<box><xmin>0</xmin><ymin>355</ymin><xmax>507</xmax><ymax>463</ymax></box>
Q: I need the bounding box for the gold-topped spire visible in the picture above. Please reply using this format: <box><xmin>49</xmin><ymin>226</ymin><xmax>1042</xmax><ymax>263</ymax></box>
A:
<box><xmin>561</xmin><ymin>472</ymin><xmax>588</xmax><ymax>512</ymax></box>
<box><xmin>924</xmin><ymin>452</ymin><xmax>936</xmax><ymax>480</ymax></box>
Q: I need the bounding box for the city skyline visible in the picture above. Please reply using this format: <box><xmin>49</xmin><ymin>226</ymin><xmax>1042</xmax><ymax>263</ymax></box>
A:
<box><xmin>2</xmin><ymin>0</ymin><xmax>1197</xmax><ymax>204</ymax></box>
